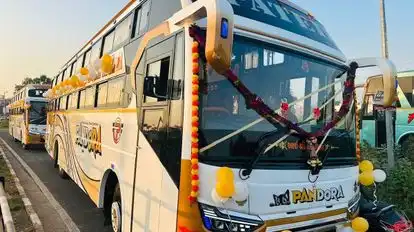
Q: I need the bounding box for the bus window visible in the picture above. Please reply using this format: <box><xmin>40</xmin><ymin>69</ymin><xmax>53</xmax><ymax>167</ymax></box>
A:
<box><xmin>113</xmin><ymin>14</ymin><xmax>132</xmax><ymax>49</ymax></box>
<box><xmin>69</xmin><ymin>61</ymin><xmax>76</xmax><ymax>77</ymax></box>
<box><xmin>107</xmin><ymin>77</ymin><xmax>124</xmax><ymax>106</ymax></box>
<box><xmin>97</xmin><ymin>82</ymin><xmax>108</xmax><ymax>107</ymax></box>
<box><xmin>68</xmin><ymin>92</ymin><xmax>79</xmax><ymax>109</ymax></box>
<box><xmin>132</xmin><ymin>7</ymin><xmax>142</xmax><ymax>38</ymax></box>
<box><xmin>397</xmin><ymin>76</ymin><xmax>414</xmax><ymax>107</ymax></box>
<box><xmin>138</xmin><ymin>1</ymin><xmax>150</xmax><ymax>36</ymax></box>
<box><xmin>102</xmin><ymin>30</ymin><xmax>115</xmax><ymax>56</ymax></box>
<box><xmin>85</xmin><ymin>87</ymin><xmax>95</xmax><ymax>108</ymax></box>
<box><xmin>172</xmin><ymin>33</ymin><xmax>184</xmax><ymax>100</ymax></box>
<box><xmin>144</xmin><ymin>57</ymin><xmax>169</xmax><ymax>103</ymax></box>
<box><xmin>90</xmin><ymin>40</ymin><xmax>102</xmax><ymax>62</ymax></box>
<box><xmin>59</xmin><ymin>96</ymin><xmax>67</xmax><ymax>110</ymax></box>
<box><xmin>79</xmin><ymin>90</ymin><xmax>86</xmax><ymax>109</ymax></box>
<box><xmin>83</xmin><ymin>49</ymin><xmax>92</xmax><ymax>67</ymax></box>
<box><xmin>60</xmin><ymin>70</ymin><xmax>65</xmax><ymax>82</ymax></box>
<box><xmin>364</xmin><ymin>95</ymin><xmax>374</xmax><ymax>117</ymax></box>
<box><xmin>75</xmin><ymin>56</ymin><xmax>83</xmax><ymax>73</ymax></box>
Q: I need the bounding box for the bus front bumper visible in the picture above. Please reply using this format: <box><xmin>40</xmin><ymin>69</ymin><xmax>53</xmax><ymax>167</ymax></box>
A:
<box><xmin>27</xmin><ymin>133</ymin><xmax>45</xmax><ymax>144</ymax></box>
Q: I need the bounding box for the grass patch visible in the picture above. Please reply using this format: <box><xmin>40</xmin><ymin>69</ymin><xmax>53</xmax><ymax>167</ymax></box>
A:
<box><xmin>0</xmin><ymin>153</ymin><xmax>33</xmax><ymax>230</ymax></box>
<box><xmin>0</xmin><ymin>119</ymin><xmax>8</xmax><ymax>128</ymax></box>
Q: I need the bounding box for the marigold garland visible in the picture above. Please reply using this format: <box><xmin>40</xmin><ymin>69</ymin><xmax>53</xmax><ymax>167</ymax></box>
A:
<box><xmin>354</xmin><ymin>91</ymin><xmax>361</xmax><ymax>161</ymax></box>
<box><xmin>189</xmin><ymin>40</ymin><xmax>200</xmax><ymax>204</ymax></box>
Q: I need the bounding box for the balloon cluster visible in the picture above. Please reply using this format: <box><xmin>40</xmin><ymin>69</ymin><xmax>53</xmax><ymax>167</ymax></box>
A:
<box><xmin>358</xmin><ymin>160</ymin><xmax>386</xmax><ymax>186</ymax></box>
<box><xmin>211</xmin><ymin>167</ymin><xmax>249</xmax><ymax>206</ymax></box>
<box><xmin>46</xmin><ymin>54</ymin><xmax>114</xmax><ymax>99</ymax></box>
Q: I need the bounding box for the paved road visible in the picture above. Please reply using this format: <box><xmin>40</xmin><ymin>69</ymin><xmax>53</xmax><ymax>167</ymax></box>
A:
<box><xmin>0</xmin><ymin>130</ymin><xmax>111</xmax><ymax>232</ymax></box>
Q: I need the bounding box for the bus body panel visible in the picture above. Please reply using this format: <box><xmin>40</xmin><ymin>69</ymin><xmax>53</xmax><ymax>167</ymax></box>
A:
<box><xmin>48</xmin><ymin>108</ymin><xmax>138</xmax><ymax>232</ymax></box>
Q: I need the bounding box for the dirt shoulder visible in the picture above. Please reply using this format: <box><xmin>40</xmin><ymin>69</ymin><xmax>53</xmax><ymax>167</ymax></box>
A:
<box><xmin>0</xmin><ymin>155</ymin><xmax>34</xmax><ymax>232</ymax></box>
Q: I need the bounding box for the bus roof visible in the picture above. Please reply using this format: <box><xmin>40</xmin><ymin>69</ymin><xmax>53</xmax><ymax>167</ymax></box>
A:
<box><xmin>59</xmin><ymin>0</ymin><xmax>141</xmax><ymax>71</ymax></box>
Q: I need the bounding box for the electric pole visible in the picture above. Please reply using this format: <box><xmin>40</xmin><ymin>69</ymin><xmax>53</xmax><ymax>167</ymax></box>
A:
<box><xmin>380</xmin><ymin>0</ymin><xmax>395</xmax><ymax>169</ymax></box>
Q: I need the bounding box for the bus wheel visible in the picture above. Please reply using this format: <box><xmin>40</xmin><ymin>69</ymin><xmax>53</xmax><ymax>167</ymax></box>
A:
<box><xmin>58</xmin><ymin>166</ymin><xmax>68</xmax><ymax>179</ymax></box>
<box><xmin>22</xmin><ymin>144</ymin><xmax>29</xmax><ymax>150</ymax></box>
<box><xmin>111</xmin><ymin>184</ymin><xmax>122</xmax><ymax>232</ymax></box>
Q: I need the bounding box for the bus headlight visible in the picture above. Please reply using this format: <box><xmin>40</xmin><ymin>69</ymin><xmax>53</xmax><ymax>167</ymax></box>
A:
<box><xmin>348</xmin><ymin>192</ymin><xmax>361</xmax><ymax>218</ymax></box>
<box><xmin>199</xmin><ymin>203</ymin><xmax>264</xmax><ymax>232</ymax></box>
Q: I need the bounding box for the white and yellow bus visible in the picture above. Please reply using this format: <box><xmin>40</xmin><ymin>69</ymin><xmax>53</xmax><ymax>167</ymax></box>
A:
<box><xmin>8</xmin><ymin>84</ymin><xmax>49</xmax><ymax>149</ymax></box>
<box><xmin>46</xmin><ymin>0</ymin><xmax>397</xmax><ymax>231</ymax></box>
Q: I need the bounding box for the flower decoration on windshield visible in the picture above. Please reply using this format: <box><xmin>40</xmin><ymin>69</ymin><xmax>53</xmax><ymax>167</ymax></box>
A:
<box><xmin>280</xmin><ymin>100</ymin><xmax>289</xmax><ymax>118</ymax></box>
<box><xmin>313</xmin><ymin>107</ymin><xmax>321</xmax><ymax>120</ymax></box>
<box><xmin>189</xmin><ymin>40</ymin><xmax>200</xmax><ymax>205</ymax></box>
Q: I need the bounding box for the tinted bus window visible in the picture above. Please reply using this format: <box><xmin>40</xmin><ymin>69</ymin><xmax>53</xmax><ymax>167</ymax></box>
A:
<box><xmin>114</xmin><ymin>15</ymin><xmax>132</xmax><ymax>48</ymax></box>
<box><xmin>97</xmin><ymin>82</ymin><xmax>108</xmax><ymax>107</ymax></box>
<box><xmin>85</xmin><ymin>87</ymin><xmax>95</xmax><ymax>108</ymax></box>
<box><xmin>229</xmin><ymin>0</ymin><xmax>338</xmax><ymax>48</ymax></box>
<box><xmin>102</xmin><ymin>31</ymin><xmax>115</xmax><ymax>55</ymax></box>
<box><xmin>107</xmin><ymin>77</ymin><xmax>124</xmax><ymax>105</ymax></box>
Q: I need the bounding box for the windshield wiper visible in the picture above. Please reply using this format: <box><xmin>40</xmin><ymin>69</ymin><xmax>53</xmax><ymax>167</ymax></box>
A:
<box><xmin>241</xmin><ymin>127</ymin><xmax>292</xmax><ymax>177</ymax></box>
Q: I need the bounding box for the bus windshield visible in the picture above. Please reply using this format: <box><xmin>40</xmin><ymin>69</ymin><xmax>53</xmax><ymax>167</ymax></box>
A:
<box><xmin>198</xmin><ymin>36</ymin><xmax>356</xmax><ymax>168</ymax></box>
<box><xmin>29</xmin><ymin>101</ymin><xmax>47</xmax><ymax>125</ymax></box>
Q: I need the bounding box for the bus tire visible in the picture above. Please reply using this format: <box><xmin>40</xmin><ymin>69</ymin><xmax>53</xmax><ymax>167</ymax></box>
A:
<box><xmin>22</xmin><ymin>143</ymin><xmax>29</xmax><ymax>150</ymax></box>
<box><xmin>58</xmin><ymin>166</ymin><xmax>68</xmax><ymax>179</ymax></box>
<box><xmin>53</xmin><ymin>141</ymin><xmax>59</xmax><ymax>168</ymax></box>
<box><xmin>111</xmin><ymin>184</ymin><xmax>122</xmax><ymax>232</ymax></box>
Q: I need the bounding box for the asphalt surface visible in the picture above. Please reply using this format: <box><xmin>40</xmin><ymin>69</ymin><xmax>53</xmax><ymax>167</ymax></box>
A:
<box><xmin>0</xmin><ymin>130</ymin><xmax>111</xmax><ymax>232</ymax></box>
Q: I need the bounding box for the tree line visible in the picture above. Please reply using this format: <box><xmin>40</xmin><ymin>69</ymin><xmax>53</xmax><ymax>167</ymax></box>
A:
<box><xmin>14</xmin><ymin>75</ymin><xmax>52</xmax><ymax>92</ymax></box>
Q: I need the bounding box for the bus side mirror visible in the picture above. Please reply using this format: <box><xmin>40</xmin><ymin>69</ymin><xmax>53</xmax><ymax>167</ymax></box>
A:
<box><xmin>351</xmin><ymin>57</ymin><xmax>397</xmax><ymax>107</ymax></box>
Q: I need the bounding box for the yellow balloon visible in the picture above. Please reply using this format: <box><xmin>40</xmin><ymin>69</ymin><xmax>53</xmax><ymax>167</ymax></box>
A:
<box><xmin>351</xmin><ymin>217</ymin><xmax>369</xmax><ymax>232</ymax></box>
<box><xmin>80</xmin><ymin>67</ymin><xmax>89</xmax><ymax>76</ymax></box>
<box><xmin>359</xmin><ymin>171</ymin><xmax>374</xmax><ymax>186</ymax></box>
<box><xmin>215</xmin><ymin>167</ymin><xmax>235</xmax><ymax>198</ymax></box>
<box><xmin>216</xmin><ymin>182</ymin><xmax>235</xmax><ymax>198</ymax></box>
<box><xmin>101</xmin><ymin>54</ymin><xmax>113</xmax><ymax>74</ymax></box>
<box><xmin>359</xmin><ymin>160</ymin><xmax>374</xmax><ymax>172</ymax></box>
<box><xmin>102</xmin><ymin>54</ymin><xmax>113</xmax><ymax>64</ymax></box>
<box><xmin>70</xmin><ymin>75</ymin><xmax>80</xmax><ymax>87</ymax></box>
<box><xmin>101</xmin><ymin>63</ymin><xmax>113</xmax><ymax>74</ymax></box>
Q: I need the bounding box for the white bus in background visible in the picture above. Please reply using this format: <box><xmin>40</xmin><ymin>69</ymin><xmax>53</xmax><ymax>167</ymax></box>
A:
<box><xmin>8</xmin><ymin>84</ymin><xmax>49</xmax><ymax>149</ymax></box>
<box><xmin>46</xmin><ymin>0</ymin><xmax>396</xmax><ymax>231</ymax></box>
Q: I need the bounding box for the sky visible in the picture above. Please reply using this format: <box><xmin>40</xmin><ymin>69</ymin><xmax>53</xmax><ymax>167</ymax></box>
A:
<box><xmin>1</xmin><ymin>0</ymin><xmax>413</xmax><ymax>98</ymax></box>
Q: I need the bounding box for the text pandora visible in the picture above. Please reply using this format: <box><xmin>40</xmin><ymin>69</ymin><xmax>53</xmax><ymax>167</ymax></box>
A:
<box><xmin>291</xmin><ymin>186</ymin><xmax>345</xmax><ymax>204</ymax></box>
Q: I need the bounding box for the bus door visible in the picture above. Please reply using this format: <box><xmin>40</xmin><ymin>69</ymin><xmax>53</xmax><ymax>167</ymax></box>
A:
<box><xmin>132</xmin><ymin>33</ymin><xmax>184</xmax><ymax>231</ymax></box>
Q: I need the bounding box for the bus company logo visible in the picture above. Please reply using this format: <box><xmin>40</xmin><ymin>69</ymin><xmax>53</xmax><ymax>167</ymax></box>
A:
<box><xmin>291</xmin><ymin>186</ymin><xmax>344</xmax><ymax>204</ymax></box>
<box><xmin>75</xmin><ymin>122</ymin><xmax>102</xmax><ymax>158</ymax></box>
<box><xmin>112</xmin><ymin>117</ymin><xmax>124</xmax><ymax>144</ymax></box>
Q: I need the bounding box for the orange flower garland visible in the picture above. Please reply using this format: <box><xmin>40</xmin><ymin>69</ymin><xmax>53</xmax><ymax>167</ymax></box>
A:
<box><xmin>354</xmin><ymin>91</ymin><xmax>361</xmax><ymax>161</ymax></box>
<box><xmin>189</xmin><ymin>41</ymin><xmax>200</xmax><ymax>204</ymax></box>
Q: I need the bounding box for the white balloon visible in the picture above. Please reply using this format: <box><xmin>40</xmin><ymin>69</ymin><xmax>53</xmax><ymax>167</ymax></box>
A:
<box><xmin>373</xmin><ymin>169</ymin><xmax>387</xmax><ymax>183</ymax></box>
<box><xmin>211</xmin><ymin>188</ymin><xmax>228</xmax><ymax>205</ymax></box>
<box><xmin>233</xmin><ymin>182</ymin><xmax>249</xmax><ymax>202</ymax></box>
<box><xmin>93</xmin><ymin>59</ymin><xmax>102</xmax><ymax>71</ymax></box>
<box><xmin>338</xmin><ymin>226</ymin><xmax>353</xmax><ymax>232</ymax></box>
